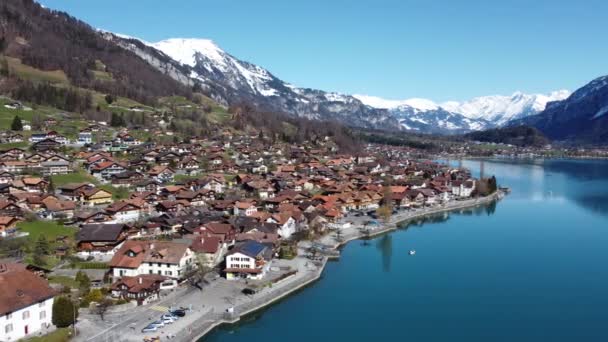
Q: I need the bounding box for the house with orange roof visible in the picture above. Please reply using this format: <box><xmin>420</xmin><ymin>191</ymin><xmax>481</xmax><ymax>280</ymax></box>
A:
<box><xmin>89</xmin><ymin>161</ymin><xmax>127</xmax><ymax>180</ymax></box>
<box><xmin>109</xmin><ymin>240</ymin><xmax>195</xmax><ymax>281</ymax></box>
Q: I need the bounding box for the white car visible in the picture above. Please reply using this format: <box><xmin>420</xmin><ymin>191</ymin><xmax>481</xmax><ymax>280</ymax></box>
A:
<box><xmin>160</xmin><ymin>315</ymin><xmax>177</xmax><ymax>324</ymax></box>
<box><xmin>148</xmin><ymin>320</ymin><xmax>165</xmax><ymax>328</ymax></box>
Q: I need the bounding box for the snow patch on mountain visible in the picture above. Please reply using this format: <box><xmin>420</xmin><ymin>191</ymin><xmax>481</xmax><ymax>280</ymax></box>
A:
<box><xmin>441</xmin><ymin>90</ymin><xmax>570</xmax><ymax>125</ymax></box>
<box><xmin>353</xmin><ymin>95</ymin><xmax>439</xmax><ymax>111</ymax></box>
<box><xmin>358</xmin><ymin>90</ymin><xmax>570</xmax><ymax>128</ymax></box>
<box><xmin>152</xmin><ymin>38</ymin><xmax>226</xmax><ymax>69</ymax></box>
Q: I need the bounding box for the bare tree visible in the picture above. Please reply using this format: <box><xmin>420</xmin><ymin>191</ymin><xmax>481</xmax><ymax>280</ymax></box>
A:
<box><xmin>94</xmin><ymin>298</ymin><xmax>113</xmax><ymax>321</ymax></box>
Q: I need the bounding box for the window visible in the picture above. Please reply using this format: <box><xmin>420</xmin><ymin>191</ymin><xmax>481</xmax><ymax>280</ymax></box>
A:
<box><xmin>5</xmin><ymin>323</ymin><xmax>13</xmax><ymax>333</ymax></box>
<box><xmin>40</xmin><ymin>311</ymin><xmax>46</xmax><ymax>320</ymax></box>
<box><xmin>5</xmin><ymin>313</ymin><xmax>11</xmax><ymax>320</ymax></box>
<box><xmin>39</xmin><ymin>301</ymin><xmax>46</xmax><ymax>307</ymax></box>
<box><xmin>22</xmin><ymin>310</ymin><xmax>30</xmax><ymax>320</ymax></box>
<box><xmin>149</xmin><ymin>270</ymin><xmax>153</xmax><ymax>274</ymax></box>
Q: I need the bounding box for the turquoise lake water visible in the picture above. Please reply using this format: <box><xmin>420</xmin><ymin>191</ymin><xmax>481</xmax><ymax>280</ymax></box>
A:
<box><xmin>204</xmin><ymin>159</ymin><xmax>608</xmax><ymax>341</ymax></box>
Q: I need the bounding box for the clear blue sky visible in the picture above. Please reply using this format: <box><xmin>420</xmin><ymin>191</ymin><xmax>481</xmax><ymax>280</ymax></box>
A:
<box><xmin>40</xmin><ymin>0</ymin><xmax>608</xmax><ymax>102</ymax></box>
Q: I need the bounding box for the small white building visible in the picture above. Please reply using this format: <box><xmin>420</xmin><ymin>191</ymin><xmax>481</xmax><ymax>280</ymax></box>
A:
<box><xmin>452</xmin><ymin>180</ymin><xmax>476</xmax><ymax>198</ymax></box>
<box><xmin>0</xmin><ymin>263</ymin><xmax>55</xmax><ymax>341</ymax></box>
<box><xmin>225</xmin><ymin>241</ymin><xmax>272</xmax><ymax>280</ymax></box>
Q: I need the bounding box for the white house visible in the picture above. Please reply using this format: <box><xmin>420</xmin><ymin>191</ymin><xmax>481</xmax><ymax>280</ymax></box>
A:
<box><xmin>452</xmin><ymin>180</ymin><xmax>476</xmax><ymax>198</ymax></box>
<box><xmin>224</xmin><ymin>241</ymin><xmax>272</xmax><ymax>280</ymax></box>
<box><xmin>266</xmin><ymin>214</ymin><xmax>296</xmax><ymax>239</ymax></box>
<box><xmin>109</xmin><ymin>240</ymin><xmax>196</xmax><ymax>283</ymax></box>
<box><xmin>78</xmin><ymin>131</ymin><xmax>93</xmax><ymax>144</ymax></box>
<box><xmin>0</xmin><ymin>263</ymin><xmax>55</xmax><ymax>341</ymax></box>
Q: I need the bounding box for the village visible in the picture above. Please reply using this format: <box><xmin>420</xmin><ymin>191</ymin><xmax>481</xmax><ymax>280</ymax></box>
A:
<box><xmin>0</xmin><ymin>109</ymin><xmax>492</xmax><ymax>342</ymax></box>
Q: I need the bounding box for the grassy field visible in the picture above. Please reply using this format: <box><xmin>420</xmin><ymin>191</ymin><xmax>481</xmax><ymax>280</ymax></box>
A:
<box><xmin>48</xmin><ymin>275</ymin><xmax>80</xmax><ymax>288</ymax></box>
<box><xmin>19</xmin><ymin>220</ymin><xmax>76</xmax><ymax>246</ymax></box>
<box><xmin>51</xmin><ymin>169</ymin><xmax>97</xmax><ymax>186</ymax></box>
<box><xmin>24</xmin><ymin>328</ymin><xmax>72</xmax><ymax>342</ymax></box>
<box><xmin>5</xmin><ymin>56</ymin><xmax>69</xmax><ymax>84</ymax></box>
<box><xmin>91</xmin><ymin>69</ymin><xmax>114</xmax><ymax>81</ymax></box>
<box><xmin>18</xmin><ymin>220</ymin><xmax>77</xmax><ymax>268</ymax></box>
<box><xmin>0</xmin><ymin>141</ymin><xmax>29</xmax><ymax>149</ymax></box>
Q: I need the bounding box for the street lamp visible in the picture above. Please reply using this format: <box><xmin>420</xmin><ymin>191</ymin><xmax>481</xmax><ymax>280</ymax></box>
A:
<box><xmin>73</xmin><ymin>297</ymin><xmax>81</xmax><ymax>336</ymax></box>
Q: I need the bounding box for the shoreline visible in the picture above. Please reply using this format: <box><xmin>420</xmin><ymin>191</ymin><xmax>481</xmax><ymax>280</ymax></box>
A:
<box><xmin>188</xmin><ymin>190</ymin><xmax>504</xmax><ymax>342</ymax></box>
<box><xmin>436</xmin><ymin>155</ymin><xmax>608</xmax><ymax>161</ymax></box>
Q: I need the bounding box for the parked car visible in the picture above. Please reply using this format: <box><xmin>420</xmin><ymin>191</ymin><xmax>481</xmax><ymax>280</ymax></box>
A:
<box><xmin>170</xmin><ymin>309</ymin><xmax>186</xmax><ymax>317</ymax></box>
<box><xmin>161</xmin><ymin>314</ymin><xmax>178</xmax><ymax>323</ymax></box>
<box><xmin>148</xmin><ymin>320</ymin><xmax>165</xmax><ymax>328</ymax></box>
<box><xmin>160</xmin><ymin>318</ymin><xmax>175</xmax><ymax>324</ymax></box>
<box><xmin>141</xmin><ymin>325</ymin><xmax>158</xmax><ymax>333</ymax></box>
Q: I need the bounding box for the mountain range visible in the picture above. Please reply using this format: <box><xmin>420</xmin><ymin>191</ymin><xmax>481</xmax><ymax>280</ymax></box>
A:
<box><xmin>2</xmin><ymin>0</ymin><xmax>606</xmax><ymax>143</ymax></box>
<box><xmin>511</xmin><ymin>76</ymin><xmax>608</xmax><ymax>144</ymax></box>
<box><xmin>104</xmin><ymin>34</ymin><xmax>570</xmax><ymax>135</ymax></box>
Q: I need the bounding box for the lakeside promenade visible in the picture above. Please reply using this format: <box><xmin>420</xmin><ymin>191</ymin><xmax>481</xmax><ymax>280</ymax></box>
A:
<box><xmin>75</xmin><ymin>191</ymin><xmax>504</xmax><ymax>342</ymax></box>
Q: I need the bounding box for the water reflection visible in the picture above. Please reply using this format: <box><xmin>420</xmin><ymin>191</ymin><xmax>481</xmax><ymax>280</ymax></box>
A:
<box><xmin>457</xmin><ymin>158</ymin><xmax>608</xmax><ymax>217</ymax></box>
<box><xmin>375</xmin><ymin>235</ymin><xmax>393</xmax><ymax>273</ymax></box>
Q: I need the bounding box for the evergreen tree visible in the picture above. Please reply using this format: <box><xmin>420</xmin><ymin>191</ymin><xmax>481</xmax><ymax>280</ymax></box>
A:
<box><xmin>0</xmin><ymin>37</ymin><xmax>6</xmax><ymax>53</ymax></box>
<box><xmin>34</xmin><ymin>235</ymin><xmax>50</xmax><ymax>256</ymax></box>
<box><xmin>104</xmin><ymin>94</ymin><xmax>114</xmax><ymax>105</ymax></box>
<box><xmin>52</xmin><ymin>296</ymin><xmax>77</xmax><ymax>328</ymax></box>
<box><xmin>11</xmin><ymin>115</ymin><xmax>23</xmax><ymax>131</ymax></box>
<box><xmin>110</xmin><ymin>112</ymin><xmax>123</xmax><ymax>127</ymax></box>
<box><xmin>0</xmin><ymin>57</ymin><xmax>9</xmax><ymax>77</ymax></box>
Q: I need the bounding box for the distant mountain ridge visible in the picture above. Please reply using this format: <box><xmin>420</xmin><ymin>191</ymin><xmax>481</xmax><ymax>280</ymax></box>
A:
<box><xmin>511</xmin><ymin>75</ymin><xmax>608</xmax><ymax>143</ymax></box>
<box><xmin>355</xmin><ymin>90</ymin><xmax>570</xmax><ymax>128</ymax></box>
<box><xmin>104</xmin><ymin>35</ymin><xmax>401</xmax><ymax>131</ymax></box>
<box><xmin>107</xmin><ymin>34</ymin><xmax>568</xmax><ymax>134</ymax></box>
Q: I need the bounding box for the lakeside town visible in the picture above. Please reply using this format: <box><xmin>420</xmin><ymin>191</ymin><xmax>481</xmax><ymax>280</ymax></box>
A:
<box><xmin>0</xmin><ymin>102</ymin><xmax>501</xmax><ymax>342</ymax></box>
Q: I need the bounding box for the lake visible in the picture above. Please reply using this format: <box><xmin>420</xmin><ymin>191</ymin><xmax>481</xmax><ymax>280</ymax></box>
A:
<box><xmin>204</xmin><ymin>158</ymin><xmax>608</xmax><ymax>341</ymax></box>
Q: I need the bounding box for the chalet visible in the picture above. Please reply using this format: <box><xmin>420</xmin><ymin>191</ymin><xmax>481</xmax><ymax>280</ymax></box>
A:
<box><xmin>0</xmin><ymin>172</ymin><xmax>15</xmax><ymax>184</ymax></box>
<box><xmin>134</xmin><ymin>179</ymin><xmax>160</xmax><ymax>193</ymax></box>
<box><xmin>234</xmin><ymin>201</ymin><xmax>258</xmax><ymax>216</ymax></box>
<box><xmin>266</xmin><ymin>212</ymin><xmax>297</xmax><ymax>239</ymax></box>
<box><xmin>32</xmin><ymin>138</ymin><xmax>60</xmax><ymax>151</ymax></box>
<box><xmin>40</xmin><ymin>159</ymin><xmax>70</xmax><ymax>176</ymax></box>
<box><xmin>80</xmin><ymin>188</ymin><xmax>113</xmax><ymax>206</ymax></box>
<box><xmin>105</xmin><ymin>200</ymin><xmax>146</xmax><ymax>223</ymax></box>
<box><xmin>40</xmin><ymin>198</ymin><xmax>76</xmax><ymax>220</ymax></box>
<box><xmin>73</xmin><ymin>211</ymin><xmax>114</xmax><ymax>225</ymax></box>
<box><xmin>78</xmin><ymin>130</ymin><xmax>93</xmax><ymax>144</ymax></box>
<box><xmin>58</xmin><ymin>183</ymin><xmax>92</xmax><ymax>200</ymax></box>
<box><xmin>148</xmin><ymin>165</ymin><xmax>175</xmax><ymax>183</ymax></box>
<box><xmin>0</xmin><ymin>161</ymin><xmax>27</xmax><ymax>174</ymax></box>
<box><xmin>109</xmin><ymin>240</ymin><xmax>195</xmax><ymax>281</ymax></box>
<box><xmin>89</xmin><ymin>161</ymin><xmax>127</xmax><ymax>181</ymax></box>
<box><xmin>111</xmin><ymin>171</ymin><xmax>144</xmax><ymax>187</ymax></box>
<box><xmin>0</xmin><ymin>216</ymin><xmax>20</xmax><ymax>237</ymax></box>
<box><xmin>224</xmin><ymin>240</ymin><xmax>273</xmax><ymax>280</ymax></box>
<box><xmin>110</xmin><ymin>275</ymin><xmax>172</xmax><ymax>306</ymax></box>
<box><xmin>76</xmin><ymin>223</ymin><xmax>130</xmax><ymax>257</ymax></box>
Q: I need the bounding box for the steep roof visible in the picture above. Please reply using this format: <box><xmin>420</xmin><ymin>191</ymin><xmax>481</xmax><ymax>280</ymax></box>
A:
<box><xmin>0</xmin><ymin>263</ymin><xmax>56</xmax><ymax>316</ymax></box>
<box><xmin>77</xmin><ymin>224</ymin><xmax>127</xmax><ymax>242</ymax></box>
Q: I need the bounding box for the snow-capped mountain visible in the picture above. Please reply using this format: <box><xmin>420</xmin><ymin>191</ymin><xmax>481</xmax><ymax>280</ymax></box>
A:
<box><xmin>104</xmin><ymin>35</ymin><xmax>400</xmax><ymax>130</ymax></box>
<box><xmin>355</xmin><ymin>90</ymin><xmax>570</xmax><ymax>130</ymax></box>
<box><xmin>441</xmin><ymin>90</ymin><xmax>570</xmax><ymax>126</ymax></box>
<box><xmin>391</xmin><ymin>105</ymin><xmax>492</xmax><ymax>134</ymax></box>
<box><xmin>512</xmin><ymin>75</ymin><xmax>608</xmax><ymax>143</ymax></box>
<box><xmin>103</xmin><ymin>32</ymin><xmax>569</xmax><ymax>135</ymax></box>
<box><xmin>354</xmin><ymin>95</ymin><xmax>493</xmax><ymax>133</ymax></box>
